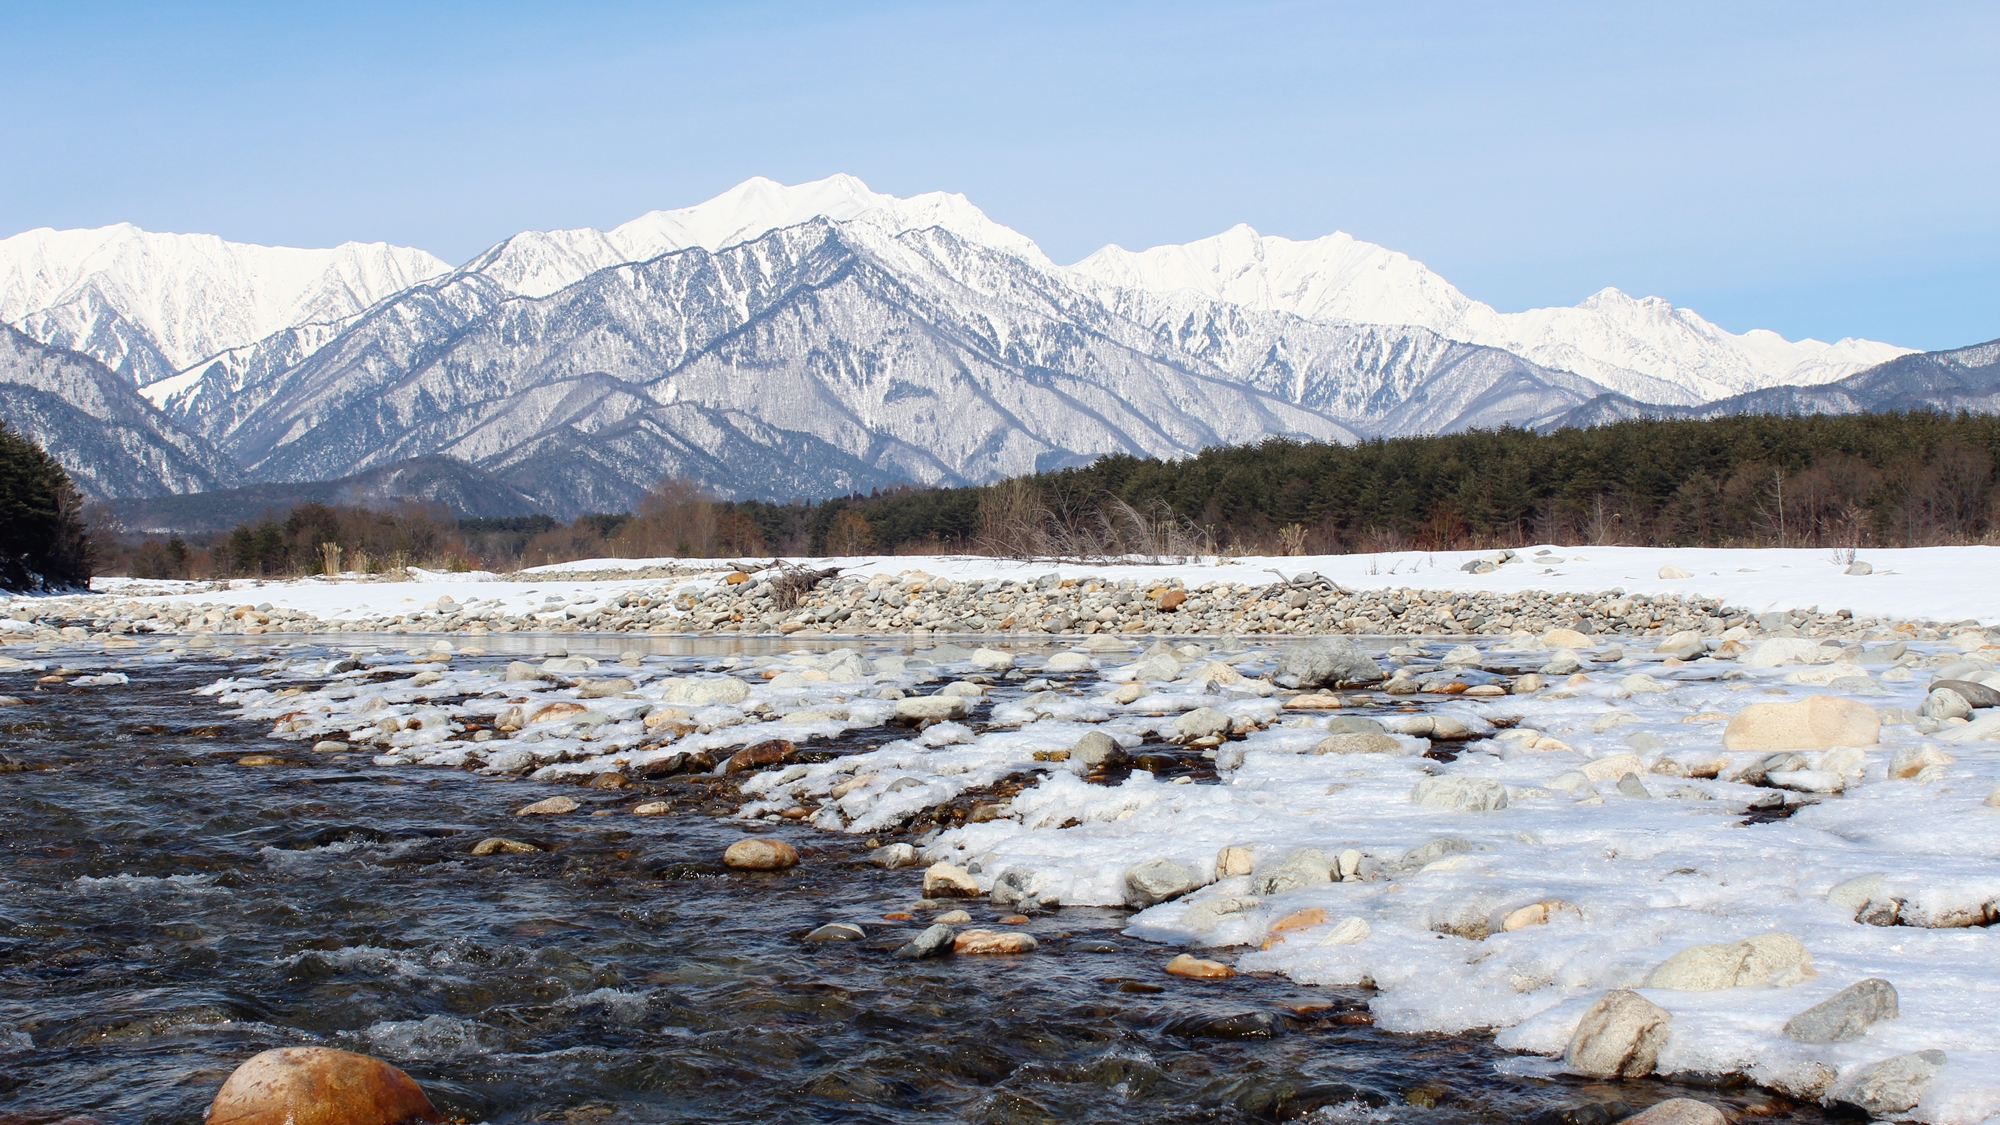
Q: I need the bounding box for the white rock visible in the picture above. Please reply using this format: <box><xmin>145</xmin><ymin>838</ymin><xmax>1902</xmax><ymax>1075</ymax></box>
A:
<box><xmin>1645</xmin><ymin>933</ymin><xmax>1814</xmax><ymax>990</ymax></box>
<box><xmin>1411</xmin><ymin>775</ymin><xmax>1509</xmax><ymax>811</ymax></box>
<box><xmin>660</xmin><ymin>676</ymin><xmax>751</xmax><ymax>705</ymax></box>
<box><xmin>970</xmin><ymin>647</ymin><xmax>1016</xmax><ymax>671</ymax></box>
<box><xmin>1318</xmin><ymin>916</ymin><xmax>1371</xmax><ymax>945</ymax></box>
<box><xmin>1658</xmin><ymin>565</ymin><xmax>1692</xmax><ymax>579</ymax></box>
<box><xmin>1564</xmin><ymin>989</ymin><xmax>1670</xmax><ymax>1078</ymax></box>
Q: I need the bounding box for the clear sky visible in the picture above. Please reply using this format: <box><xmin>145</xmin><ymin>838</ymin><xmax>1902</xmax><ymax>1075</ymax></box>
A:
<box><xmin>2</xmin><ymin>1</ymin><xmax>1994</xmax><ymax>350</ymax></box>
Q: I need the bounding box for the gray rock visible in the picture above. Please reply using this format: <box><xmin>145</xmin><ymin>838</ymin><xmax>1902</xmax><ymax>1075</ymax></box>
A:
<box><xmin>869</xmin><ymin>843</ymin><xmax>920</xmax><ymax>869</ymax></box>
<box><xmin>1783</xmin><ymin>978</ymin><xmax>1899</xmax><ymax>1043</ymax></box>
<box><xmin>1251</xmin><ymin>848</ymin><xmax>1331</xmax><ymax>895</ymax></box>
<box><xmin>1173</xmin><ymin>707</ymin><xmax>1231</xmax><ymax>741</ymax></box>
<box><xmin>895</xmin><ymin>695</ymin><xmax>971</xmax><ymax>721</ymax></box>
<box><xmin>1921</xmin><ymin>687</ymin><xmax>1972</xmax><ymax>721</ymax></box>
<box><xmin>1396</xmin><ymin>837</ymin><xmax>1474</xmax><ymax>871</ymax></box>
<box><xmin>1073</xmin><ymin>730</ymin><xmax>1125</xmax><ymax>768</ymax></box>
<box><xmin>1834</xmin><ymin>1049</ymin><xmax>1946</xmax><ymax>1117</ymax></box>
<box><xmin>1564</xmin><ymin>989</ymin><xmax>1670</xmax><ymax>1078</ymax></box>
<box><xmin>1411</xmin><ymin>775</ymin><xmax>1509</xmax><ymax>811</ymax></box>
<box><xmin>894</xmin><ymin>923</ymin><xmax>956</xmax><ymax>960</ymax></box>
<box><xmin>1273</xmin><ymin>637</ymin><xmax>1384</xmax><ymax>688</ymax></box>
<box><xmin>661</xmin><ymin>676</ymin><xmax>751</xmax><ymax>705</ymax></box>
<box><xmin>1619</xmin><ymin>1099</ymin><xmax>1726</xmax><ymax>1125</ymax></box>
<box><xmin>1930</xmin><ymin>678</ymin><xmax>2000</xmax><ymax>708</ymax></box>
<box><xmin>1540</xmin><ymin>652</ymin><xmax>1583</xmax><ymax>676</ymax></box>
<box><xmin>1845</xmin><ymin>561</ymin><xmax>1874</xmax><ymax>576</ymax></box>
<box><xmin>576</xmin><ymin>677</ymin><xmax>636</xmax><ymax>699</ymax></box>
<box><xmin>1616</xmin><ymin>773</ymin><xmax>1652</xmax><ymax>799</ymax></box>
<box><xmin>1322</xmin><ymin>716</ymin><xmax>1387</xmax><ymax>735</ymax></box>
<box><xmin>804</xmin><ymin>922</ymin><xmax>865</xmax><ymax>942</ymax></box>
<box><xmin>1125</xmin><ymin>857</ymin><xmax>1198</xmax><ymax>908</ymax></box>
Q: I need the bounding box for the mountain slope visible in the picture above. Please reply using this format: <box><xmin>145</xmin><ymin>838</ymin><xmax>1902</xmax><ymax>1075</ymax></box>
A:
<box><xmin>103</xmin><ymin>455</ymin><xmax>541</xmax><ymax>535</ymax></box>
<box><xmin>0</xmin><ymin>326</ymin><xmax>236</xmax><ymax>498</ymax></box>
<box><xmin>0</xmin><ymin>224</ymin><xmax>449</xmax><ymax>383</ymax></box>
<box><xmin>1071</xmin><ymin>224</ymin><xmax>1913</xmax><ymax>402</ymax></box>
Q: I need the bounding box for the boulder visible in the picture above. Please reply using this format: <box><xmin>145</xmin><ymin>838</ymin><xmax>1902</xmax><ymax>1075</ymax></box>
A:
<box><xmin>1045</xmin><ymin>652</ymin><xmax>1093</xmax><ymax>672</ymax></box>
<box><xmin>1215</xmin><ymin>845</ymin><xmax>1255</xmax><ymax>876</ymax></box>
<box><xmin>1921</xmin><ymin>687</ymin><xmax>1972</xmax><ymax>721</ymax></box>
<box><xmin>1658</xmin><ymin>565</ymin><xmax>1692</xmax><ymax>579</ymax></box>
<box><xmin>970</xmin><ymin>647</ymin><xmax>1017</xmax><ymax>670</ymax></box>
<box><xmin>1125</xmin><ymin>857</ymin><xmax>1198</xmax><ymax>908</ymax></box>
<box><xmin>1542</xmin><ymin>628</ymin><xmax>1594</xmax><ymax>650</ymax></box>
<box><xmin>1411</xmin><ymin>775</ymin><xmax>1509</xmax><ymax>811</ymax></box>
<box><xmin>1563</xmin><ymin>990</ymin><xmax>1670</xmax><ymax>1078</ymax></box>
<box><xmin>1252</xmin><ymin>848</ymin><xmax>1331</xmax><ymax>895</ymax></box>
<box><xmin>1722</xmin><ymin>696</ymin><xmax>1879</xmax><ymax>751</ymax></box>
<box><xmin>953</xmin><ymin>929</ymin><xmax>1037</xmax><ymax>954</ymax></box>
<box><xmin>515</xmin><ymin>796</ymin><xmax>578</xmax><ymax>816</ymax></box>
<box><xmin>1313</xmin><ymin>731</ymin><xmax>1404</xmax><ymax>755</ymax></box>
<box><xmin>1619</xmin><ymin>1099</ymin><xmax>1725</xmax><ymax>1125</ymax></box>
<box><xmin>1072</xmin><ymin>730</ymin><xmax>1125</xmax><ymax>768</ymax></box>
<box><xmin>1173</xmin><ymin>707</ymin><xmax>1231</xmax><ymax>741</ymax></box>
<box><xmin>1273</xmin><ymin>637</ymin><xmax>1384</xmax><ymax>688</ymax></box>
<box><xmin>895</xmin><ymin>695</ymin><xmax>971</xmax><ymax>721</ymax></box>
<box><xmin>1931</xmin><ymin>678</ymin><xmax>2000</xmax><ymax>708</ymax></box>
<box><xmin>723</xmin><ymin>838</ymin><xmax>800</xmax><ymax>870</ymax></box>
<box><xmin>1164</xmin><ymin>953</ymin><xmax>1234</xmax><ymax>979</ymax></box>
<box><xmin>575</xmin><ymin>677</ymin><xmax>636</xmax><ymax>699</ymax></box>
<box><xmin>869</xmin><ymin>843</ymin><xmax>920</xmax><ymax>869</ymax></box>
<box><xmin>469</xmin><ymin>837</ymin><xmax>538</xmax><ymax>855</ymax></box>
<box><xmin>1741</xmin><ymin>638</ymin><xmax>1834</xmax><ymax>668</ymax></box>
<box><xmin>1783</xmin><ymin>978</ymin><xmax>1899</xmax><ymax>1043</ymax></box>
<box><xmin>206</xmin><ymin>1047</ymin><xmax>442</xmax><ymax>1125</ymax></box>
<box><xmin>722</xmin><ymin>739</ymin><xmax>796</xmax><ymax>773</ymax></box>
<box><xmin>923</xmin><ymin>862</ymin><xmax>980</xmax><ymax>898</ymax></box>
<box><xmin>1319</xmin><ymin>916</ymin><xmax>1371</xmax><ymax>945</ymax></box>
<box><xmin>1833</xmin><ymin>1050</ymin><xmax>1947</xmax><ymax>1118</ymax></box>
<box><xmin>1889</xmin><ymin>745</ymin><xmax>1955</xmax><ymax>779</ymax></box>
<box><xmin>1645</xmin><ymin>933</ymin><xmax>1814</xmax><ymax>990</ymax></box>
<box><xmin>660</xmin><ymin>676</ymin><xmax>751</xmax><ymax>705</ymax></box>
<box><xmin>894</xmin><ymin>923</ymin><xmax>955</xmax><ymax>959</ymax></box>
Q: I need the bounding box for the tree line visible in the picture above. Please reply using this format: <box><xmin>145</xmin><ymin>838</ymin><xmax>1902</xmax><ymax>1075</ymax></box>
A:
<box><xmin>85</xmin><ymin>410</ymin><xmax>2000</xmax><ymax>578</ymax></box>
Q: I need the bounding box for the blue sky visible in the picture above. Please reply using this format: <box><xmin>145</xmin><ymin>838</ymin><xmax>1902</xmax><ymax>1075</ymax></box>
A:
<box><xmin>2</xmin><ymin>1</ymin><xmax>1994</xmax><ymax>350</ymax></box>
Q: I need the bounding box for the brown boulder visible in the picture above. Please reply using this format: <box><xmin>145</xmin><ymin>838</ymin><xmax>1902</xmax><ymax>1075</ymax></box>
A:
<box><xmin>206</xmin><ymin>1046</ymin><xmax>441</xmax><ymax>1125</ymax></box>
<box><xmin>723</xmin><ymin>838</ymin><xmax>800</xmax><ymax>870</ymax></box>
<box><xmin>723</xmin><ymin>739</ymin><xmax>796</xmax><ymax>774</ymax></box>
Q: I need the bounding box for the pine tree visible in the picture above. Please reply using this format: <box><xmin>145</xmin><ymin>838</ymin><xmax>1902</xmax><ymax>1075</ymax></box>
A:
<box><xmin>0</xmin><ymin>421</ymin><xmax>94</xmax><ymax>591</ymax></box>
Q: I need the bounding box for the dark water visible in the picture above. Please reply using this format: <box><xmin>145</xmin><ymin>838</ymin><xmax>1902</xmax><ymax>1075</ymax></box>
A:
<box><xmin>0</xmin><ymin>652</ymin><xmax>1840</xmax><ymax>1125</ymax></box>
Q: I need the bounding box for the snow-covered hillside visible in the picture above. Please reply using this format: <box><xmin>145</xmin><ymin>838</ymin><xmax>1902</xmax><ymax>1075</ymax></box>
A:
<box><xmin>1071</xmin><ymin>224</ymin><xmax>1914</xmax><ymax>402</ymax></box>
<box><xmin>0</xmin><ymin>223</ymin><xmax>449</xmax><ymax>383</ymax></box>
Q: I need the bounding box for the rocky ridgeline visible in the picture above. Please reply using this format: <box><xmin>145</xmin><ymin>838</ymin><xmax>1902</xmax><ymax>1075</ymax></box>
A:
<box><xmin>6</xmin><ymin>564</ymin><xmax>1985</xmax><ymax>644</ymax></box>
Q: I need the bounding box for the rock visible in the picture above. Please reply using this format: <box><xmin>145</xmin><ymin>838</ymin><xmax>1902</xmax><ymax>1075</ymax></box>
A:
<box><xmin>923</xmin><ymin>862</ymin><xmax>980</xmax><ymax>898</ymax></box>
<box><xmin>1511</xmin><ymin>673</ymin><xmax>1545</xmax><ymax>693</ymax></box>
<box><xmin>528</xmin><ymin>701</ymin><xmax>588</xmax><ymax>724</ymax></box>
<box><xmin>1722</xmin><ymin>695</ymin><xmax>1879</xmax><ymax>751</ymax></box>
<box><xmin>1931</xmin><ymin>678</ymin><xmax>2000</xmax><ymax>707</ymax></box>
<box><xmin>1318</xmin><ymin>916</ymin><xmax>1371</xmax><ymax>945</ymax></box>
<box><xmin>1616</xmin><ymin>774</ymin><xmax>1652</xmax><ymax>799</ymax></box>
<box><xmin>1563</xmin><ymin>989</ymin><xmax>1670</xmax><ymax>1078</ymax></box>
<box><xmin>1827</xmin><ymin>873</ymin><xmax>1886</xmax><ymax>911</ymax></box>
<box><xmin>970</xmin><ymin>647</ymin><xmax>1016</xmax><ymax>670</ymax></box>
<box><xmin>953</xmin><ymin>929</ymin><xmax>1036</xmax><ymax>954</ymax></box>
<box><xmin>205</xmin><ymin>1046</ymin><xmax>443</xmax><ymax>1125</ymax></box>
<box><xmin>310</xmin><ymin>740</ymin><xmax>348</xmax><ymax>754</ymax></box>
<box><xmin>660</xmin><ymin>676</ymin><xmax>751</xmax><ymax>705</ymax></box>
<box><xmin>1110</xmin><ymin>683</ymin><xmax>1147</xmax><ymax>704</ymax></box>
<box><xmin>631</xmin><ymin>800</ymin><xmax>671</xmax><ymax>816</ymax></box>
<box><xmin>1072</xmin><ymin>730</ymin><xmax>1125</xmax><ymax>768</ymax></box>
<box><xmin>895</xmin><ymin>695</ymin><xmax>971</xmax><ymax>721</ymax></box>
<box><xmin>1126</xmin><ymin>857</ymin><xmax>1198</xmax><ymax>908</ymax></box>
<box><xmin>1272</xmin><ymin>637</ymin><xmax>1384</xmax><ymax>688</ymax></box>
<box><xmin>1658</xmin><ymin>565</ymin><xmax>1692</xmax><ymax>579</ymax></box>
<box><xmin>1252</xmin><ymin>848</ymin><xmax>1331</xmax><ymax>895</ymax></box>
<box><xmin>515</xmin><ymin>796</ymin><xmax>578</xmax><ymax>816</ymax></box>
<box><xmin>894</xmin><ymin>923</ymin><xmax>955</xmax><ymax>959</ymax></box>
<box><xmin>237</xmin><ymin>755</ymin><xmax>284</xmax><ymax>767</ymax></box>
<box><xmin>1846</xmin><ymin>561</ymin><xmax>1874</xmax><ymax>576</ymax></box>
<box><xmin>1266</xmin><ymin>907</ymin><xmax>1326</xmax><ymax>940</ymax></box>
<box><xmin>1921</xmin><ymin>687</ymin><xmax>1972</xmax><ymax>721</ymax></box>
<box><xmin>1158</xmin><ymin>588</ymin><xmax>1187</xmax><ymax>611</ymax></box>
<box><xmin>1889</xmin><ymin>744</ymin><xmax>1955</xmax><ymax>779</ymax></box>
<box><xmin>1324</xmin><ymin>716</ymin><xmax>1387</xmax><ymax>735</ymax></box>
<box><xmin>1173</xmin><ymin>707</ymin><xmax>1231</xmax><ymax>742</ymax></box>
<box><xmin>470</xmin><ymin>837</ymin><xmax>539</xmax><ymax>855</ymax></box>
<box><xmin>1645</xmin><ymin>933</ymin><xmax>1814</xmax><ymax>990</ymax></box>
<box><xmin>1411</xmin><ymin>775</ymin><xmax>1509</xmax><ymax>811</ymax></box>
<box><xmin>1580</xmin><ymin>752</ymin><xmax>1643</xmax><ymax>782</ymax></box>
<box><xmin>1215</xmin><ymin>845</ymin><xmax>1254</xmax><ymax>877</ymax></box>
<box><xmin>1164</xmin><ymin>953</ymin><xmax>1234</xmax><ymax>979</ymax></box>
<box><xmin>1783</xmin><ymin>978</ymin><xmax>1899</xmax><ymax>1043</ymax></box>
<box><xmin>1619</xmin><ymin>1099</ymin><xmax>1726</xmax><ymax>1125</ymax></box>
<box><xmin>576</xmin><ymin>677</ymin><xmax>636</xmax><ymax>699</ymax></box>
<box><xmin>1938</xmin><ymin>712</ymin><xmax>2000</xmax><ymax>742</ymax></box>
<box><xmin>723</xmin><ymin>739</ymin><xmax>795</xmax><ymax>773</ymax></box>
<box><xmin>503</xmin><ymin>660</ymin><xmax>552</xmax><ymax>682</ymax></box>
<box><xmin>1542</xmin><ymin>628</ymin><xmax>1594</xmax><ymax>650</ymax></box>
<box><xmin>1833</xmin><ymin>1050</ymin><xmax>1947</xmax><ymax>1118</ymax></box>
<box><xmin>870</xmin><ymin>843</ymin><xmax>920</xmax><ymax>869</ymax></box>
<box><xmin>1441</xmin><ymin>644</ymin><xmax>1482</xmax><ymax>667</ymax></box>
<box><xmin>1494</xmin><ymin>899</ymin><xmax>1581</xmax><ymax>932</ymax></box>
<box><xmin>1313</xmin><ymin>731</ymin><xmax>1404</xmax><ymax>755</ymax></box>
<box><xmin>723</xmin><ymin>838</ymin><xmax>800</xmax><ymax>870</ymax></box>
<box><xmin>1045</xmin><ymin>652</ymin><xmax>1093</xmax><ymax>672</ymax></box>
<box><xmin>1335</xmin><ymin>848</ymin><xmax>1363</xmax><ymax>880</ymax></box>
<box><xmin>1130</xmin><ymin>653</ymin><xmax>1183</xmax><ymax>682</ymax></box>
<box><xmin>1742</xmin><ymin>638</ymin><xmax>1832</xmax><ymax>668</ymax></box>
<box><xmin>804</xmin><ymin>922</ymin><xmax>865</xmax><ymax>942</ymax></box>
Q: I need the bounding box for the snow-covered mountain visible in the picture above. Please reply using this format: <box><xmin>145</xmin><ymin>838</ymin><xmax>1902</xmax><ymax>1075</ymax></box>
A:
<box><xmin>0</xmin><ymin>174</ymin><xmax>1944</xmax><ymax>511</ymax></box>
<box><xmin>1071</xmin><ymin>224</ymin><xmax>1914</xmax><ymax>402</ymax></box>
<box><xmin>0</xmin><ymin>224</ymin><xmax>449</xmax><ymax>384</ymax></box>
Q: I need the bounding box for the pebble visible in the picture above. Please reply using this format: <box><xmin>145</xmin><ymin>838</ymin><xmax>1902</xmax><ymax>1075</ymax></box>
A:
<box><xmin>1163</xmin><ymin>953</ymin><xmax>1234</xmax><ymax>979</ymax></box>
<box><xmin>722</xmin><ymin>838</ymin><xmax>800</xmax><ymax>870</ymax></box>
<box><xmin>206</xmin><ymin>1046</ymin><xmax>442</xmax><ymax>1125</ymax></box>
<box><xmin>515</xmin><ymin>796</ymin><xmax>578</xmax><ymax>816</ymax></box>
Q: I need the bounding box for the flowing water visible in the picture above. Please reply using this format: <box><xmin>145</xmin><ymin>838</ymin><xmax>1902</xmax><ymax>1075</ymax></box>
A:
<box><xmin>0</xmin><ymin>644</ymin><xmax>1845</xmax><ymax>1124</ymax></box>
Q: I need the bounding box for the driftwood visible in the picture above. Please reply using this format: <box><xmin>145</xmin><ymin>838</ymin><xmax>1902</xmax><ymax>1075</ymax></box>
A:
<box><xmin>771</xmin><ymin>563</ymin><xmax>841</xmax><ymax>611</ymax></box>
